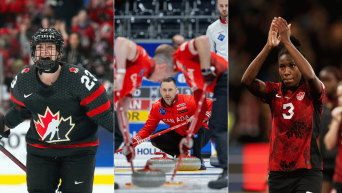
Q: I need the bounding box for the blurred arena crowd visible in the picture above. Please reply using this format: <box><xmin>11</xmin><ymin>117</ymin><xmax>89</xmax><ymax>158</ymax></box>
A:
<box><xmin>229</xmin><ymin>0</ymin><xmax>342</xmax><ymax>145</ymax></box>
<box><xmin>0</xmin><ymin>0</ymin><xmax>114</xmax><ymax>114</ymax></box>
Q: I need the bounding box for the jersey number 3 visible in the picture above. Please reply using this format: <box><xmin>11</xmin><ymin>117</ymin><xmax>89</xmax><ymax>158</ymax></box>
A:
<box><xmin>282</xmin><ymin>103</ymin><xmax>294</xmax><ymax>119</ymax></box>
<box><xmin>81</xmin><ymin>70</ymin><xmax>98</xmax><ymax>91</ymax></box>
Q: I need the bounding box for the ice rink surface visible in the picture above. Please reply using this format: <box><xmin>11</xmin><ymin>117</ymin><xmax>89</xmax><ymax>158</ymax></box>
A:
<box><xmin>115</xmin><ymin>158</ymin><xmax>228</xmax><ymax>193</ymax></box>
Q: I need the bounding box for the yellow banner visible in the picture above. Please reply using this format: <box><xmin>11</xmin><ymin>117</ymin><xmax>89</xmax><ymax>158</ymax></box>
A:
<box><xmin>127</xmin><ymin>111</ymin><xmax>149</xmax><ymax>122</ymax></box>
<box><xmin>0</xmin><ymin>175</ymin><xmax>114</xmax><ymax>185</ymax></box>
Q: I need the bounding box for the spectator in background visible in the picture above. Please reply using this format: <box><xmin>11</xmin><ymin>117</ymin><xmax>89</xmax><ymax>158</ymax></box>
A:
<box><xmin>92</xmin><ymin>57</ymin><xmax>110</xmax><ymax>84</ymax></box>
<box><xmin>41</xmin><ymin>2</ymin><xmax>59</xmax><ymax>30</ymax></box>
<box><xmin>63</xmin><ymin>32</ymin><xmax>87</xmax><ymax>67</ymax></box>
<box><xmin>171</xmin><ymin>34</ymin><xmax>185</xmax><ymax>50</ymax></box>
<box><xmin>87</xmin><ymin>0</ymin><xmax>114</xmax><ymax>25</ymax></box>
<box><xmin>18</xmin><ymin>16</ymin><xmax>36</xmax><ymax>61</ymax></box>
<box><xmin>0</xmin><ymin>0</ymin><xmax>27</xmax><ymax>25</ymax></box>
<box><xmin>99</xmin><ymin>21</ymin><xmax>114</xmax><ymax>49</ymax></box>
<box><xmin>206</xmin><ymin>0</ymin><xmax>228</xmax><ymax>62</ymax></box>
<box><xmin>95</xmin><ymin>38</ymin><xmax>113</xmax><ymax>62</ymax></box>
<box><xmin>319</xmin><ymin>66</ymin><xmax>342</xmax><ymax>193</ymax></box>
<box><xmin>72</xmin><ymin>9</ymin><xmax>96</xmax><ymax>53</ymax></box>
<box><xmin>0</xmin><ymin>34</ymin><xmax>9</xmax><ymax>69</ymax></box>
<box><xmin>324</xmin><ymin>82</ymin><xmax>342</xmax><ymax>193</ymax></box>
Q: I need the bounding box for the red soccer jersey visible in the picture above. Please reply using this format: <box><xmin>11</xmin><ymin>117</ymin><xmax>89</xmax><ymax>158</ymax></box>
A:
<box><xmin>114</xmin><ymin>45</ymin><xmax>153</xmax><ymax>103</ymax></box>
<box><xmin>173</xmin><ymin>38</ymin><xmax>228</xmax><ymax>93</ymax></box>
<box><xmin>135</xmin><ymin>94</ymin><xmax>212</xmax><ymax>140</ymax></box>
<box><xmin>261</xmin><ymin>81</ymin><xmax>325</xmax><ymax>172</ymax></box>
<box><xmin>333</xmin><ymin>125</ymin><xmax>342</xmax><ymax>183</ymax></box>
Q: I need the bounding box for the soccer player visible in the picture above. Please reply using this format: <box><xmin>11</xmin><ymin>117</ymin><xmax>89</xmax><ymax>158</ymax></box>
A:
<box><xmin>0</xmin><ymin>28</ymin><xmax>113</xmax><ymax>193</ymax></box>
<box><xmin>154</xmin><ymin>34</ymin><xmax>228</xmax><ymax>189</ymax></box>
<box><xmin>241</xmin><ymin>17</ymin><xmax>324</xmax><ymax>193</ymax></box>
<box><xmin>319</xmin><ymin>66</ymin><xmax>342</xmax><ymax>193</ymax></box>
<box><xmin>324</xmin><ymin>82</ymin><xmax>342</xmax><ymax>193</ymax></box>
<box><xmin>113</xmin><ymin>36</ymin><xmax>175</xmax><ymax>163</ymax></box>
<box><xmin>132</xmin><ymin>77</ymin><xmax>212</xmax><ymax>170</ymax></box>
<box><xmin>206</xmin><ymin>0</ymin><xmax>228</xmax><ymax>61</ymax></box>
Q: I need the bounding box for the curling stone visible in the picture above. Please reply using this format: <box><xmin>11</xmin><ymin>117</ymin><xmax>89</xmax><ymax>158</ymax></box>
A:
<box><xmin>132</xmin><ymin>162</ymin><xmax>166</xmax><ymax>187</ymax></box>
<box><xmin>174</xmin><ymin>155</ymin><xmax>201</xmax><ymax>171</ymax></box>
<box><xmin>210</xmin><ymin>153</ymin><xmax>220</xmax><ymax>167</ymax></box>
<box><xmin>146</xmin><ymin>152</ymin><xmax>175</xmax><ymax>173</ymax></box>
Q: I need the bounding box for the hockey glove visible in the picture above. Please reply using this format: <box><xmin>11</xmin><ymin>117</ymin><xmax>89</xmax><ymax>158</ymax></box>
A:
<box><xmin>179</xmin><ymin>137</ymin><xmax>193</xmax><ymax>155</ymax></box>
<box><xmin>123</xmin><ymin>142</ymin><xmax>135</xmax><ymax>162</ymax></box>
<box><xmin>0</xmin><ymin>115</ymin><xmax>10</xmax><ymax>139</ymax></box>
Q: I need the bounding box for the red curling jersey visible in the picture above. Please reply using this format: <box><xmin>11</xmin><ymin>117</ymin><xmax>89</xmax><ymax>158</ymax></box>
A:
<box><xmin>135</xmin><ymin>94</ymin><xmax>212</xmax><ymax>140</ymax></box>
<box><xmin>114</xmin><ymin>45</ymin><xmax>153</xmax><ymax>103</ymax></box>
<box><xmin>333</xmin><ymin>125</ymin><xmax>342</xmax><ymax>183</ymax></box>
<box><xmin>261</xmin><ymin>82</ymin><xmax>325</xmax><ymax>172</ymax></box>
<box><xmin>173</xmin><ymin>38</ymin><xmax>228</xmax><ymax>93</ymax></box>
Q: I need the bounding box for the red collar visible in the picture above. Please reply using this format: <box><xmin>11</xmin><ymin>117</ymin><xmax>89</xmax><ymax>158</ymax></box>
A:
<box><xmin>220</xmin><ymin>16</ymin><xmax>227</xmax><ymax>24</ymax></box>
<box><xmin>161</xmin><ymin>94</ymin><xmax>179</xmax><ymax>108</ymax></box>
<box><xmin>146</xmin><ymin>58</ymin><xmax>155</xmax><ymax>79</ymax></box>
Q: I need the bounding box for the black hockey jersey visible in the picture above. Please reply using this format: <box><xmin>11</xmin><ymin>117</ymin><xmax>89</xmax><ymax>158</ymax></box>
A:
<box><xmin>4</xmin><ymin>63</ymin><xmax>113</xmax><ymax>156</ymax></box>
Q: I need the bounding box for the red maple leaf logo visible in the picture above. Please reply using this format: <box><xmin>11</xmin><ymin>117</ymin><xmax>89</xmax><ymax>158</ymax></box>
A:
<box><xmin>34</xmin><ymin>107</ymin><xmax>59</xmax><ymax>139</ymax></box>
<box><xmin>21</xmin><ymin>68</ymin><xmax>30</xmax><ymax>73</ymax></box>
<box><xmin>69</xmin><ymin>67</ymin><xmax>79</xmax><ymax>73</ymax></box>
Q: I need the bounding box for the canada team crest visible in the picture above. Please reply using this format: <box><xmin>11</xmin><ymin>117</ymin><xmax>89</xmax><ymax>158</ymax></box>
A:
<box><xmin>296</xmin><ymin>91</ymin><xmax>305</xmax><ymax>101</ymax></box>
<box><xmin>34</xmin><ymin>107</ymin><xmax>75</xmax><ymax>143</ymax></box>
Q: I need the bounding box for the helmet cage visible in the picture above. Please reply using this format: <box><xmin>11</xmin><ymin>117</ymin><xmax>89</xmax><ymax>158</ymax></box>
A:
<box><xmin>30</xmin><ymin>28</ymin><xmax>64</xmax><ymax>71</ymax></box>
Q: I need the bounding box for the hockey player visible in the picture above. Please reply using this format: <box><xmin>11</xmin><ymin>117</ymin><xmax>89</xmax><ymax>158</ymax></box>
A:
<box><xmin>154</xmin><ymin>35</ymin><xmax>228</xmax><ymax>189</ymax></box>
<box><xmin>0</xmin><ymin>28</ymin><xmax>113</xmax><ymax>193</ymax></box>
<box><xmin>132</xmin><ymin>77</ymin><xmax>212</xmax><ymax>170</ymax></box>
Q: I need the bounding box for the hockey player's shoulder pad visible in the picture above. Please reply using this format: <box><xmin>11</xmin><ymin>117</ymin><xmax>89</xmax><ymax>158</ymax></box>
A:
<box><xmin>10</xmin><ymin>65</ymin><xmax>37</xmax><ymax>98</ymax></box>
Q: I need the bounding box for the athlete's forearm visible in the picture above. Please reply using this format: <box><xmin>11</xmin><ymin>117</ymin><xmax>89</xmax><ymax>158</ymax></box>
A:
<box><xmin>324</xmin><ymin>118</ymin><xmax>341</xmax><ymax>150</ymax></box>
<box><xmin>114</xmin><ymin>37</ymin><xmax>137</xmax><ymax>70</ymax></box>
<box><xmin>283</xmin><ymin>42</ymin><xmax>315</xmax><ymax>80</ymax></box>
<box><xmin>194</xmin><ymin>36</ymin><xmax>211</xmax><ymax>70</ymax></box>
<box><xmin>241</xmin><ymin>45</ymin><xmax>272</xmax><ymax>86</ymax></box>
<box><xmin>4</xmin><ymin>106</ymin><xmax>30</xmax><ymax>129</ymax></box>
<box><xmin>283</xmin><ymin>41</ymin><xmax>321</xmax><ymax>93</ymax></box>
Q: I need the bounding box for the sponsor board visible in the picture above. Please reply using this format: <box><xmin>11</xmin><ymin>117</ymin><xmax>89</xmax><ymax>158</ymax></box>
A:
<box><xmin>127</xmin><ymin>111</ymin><xmax>149</xmax><ymax>122</ymax></box>
<box><xmin>114</xmin><ymin>99</ymin><xmax>151</xmax><ymax>110</ymax></box>
<box><xmin>114</xmin><ymin>142</ymin><xmax>171</xmax><ymax>159</ymax></box>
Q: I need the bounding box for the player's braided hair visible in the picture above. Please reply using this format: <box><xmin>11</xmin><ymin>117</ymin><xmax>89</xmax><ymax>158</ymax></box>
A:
<box><xmin>278</xmin><ymin>35</ymin><xmax>306</xmax><ymax>96</ymax></box>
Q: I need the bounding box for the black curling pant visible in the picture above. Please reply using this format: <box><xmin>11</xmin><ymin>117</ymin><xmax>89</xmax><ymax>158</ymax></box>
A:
<box><xmin>209</xmin><ymin>70</ymin><xmax>228</xmax><ymax>169</ymax></box>
<box><xmin>150</xmin><ymin>125</ymin><xmax>210</xmax><ymax>160</ymax></box>
<box><xmin>114</xmin><ymin>111</ymin><xmax>123</xmax><ymax>152</ymax></box>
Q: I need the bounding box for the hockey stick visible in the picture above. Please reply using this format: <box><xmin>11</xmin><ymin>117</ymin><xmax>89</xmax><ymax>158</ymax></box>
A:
<box><xmin>115</xmin><ymin>92</ymin><xmax>135</xmax><ymax>172</ymax></box>
<box><xmin>114</xmin><ymin>121</ymin><xmax>189</xmax><ymax>154</ymax></box>
<box><xmin>0</xmin><ymin>137</ymin><xmax>26</xmax><ymax>172</ymax></box>
<box><xmin>171</xmin><ymin>84</ymin><xmax>208</xmax><ymax>181</ymax></box>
